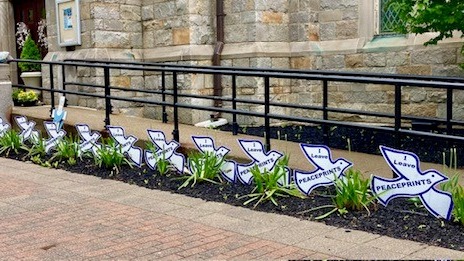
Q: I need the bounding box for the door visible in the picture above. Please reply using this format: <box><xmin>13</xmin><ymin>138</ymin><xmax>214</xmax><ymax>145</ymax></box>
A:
<box><xmin>13</xmin><ymin>0</ymin><xmax>47</xmax><ymax>59</ymax></box>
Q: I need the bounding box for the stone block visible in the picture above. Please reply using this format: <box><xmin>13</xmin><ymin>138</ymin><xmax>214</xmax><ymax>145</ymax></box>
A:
<box><xmin>345</xmin><ymin>54</ymin><xmax>363</xmax><ymax>68</ymax></box>
<box><xmin>91</xmin><ymin>3</ymin><xmax>119</xmax><ymax>20</ymax></box>
<box><xmin>104</xmin><ymin>19</ymin><xmax>124</xmax><ymax>31</ymax></box>
<box><xmin>272</xmin><ymin>58</ymin><xmax>290</xmax><ymax>68</ymax></box>
<box><xmin>124</xmin><ymin>20</ymin><xmax>142</xmax><ymax>32</ymax></box>
<box><xmin>319</xmin><ymin>22</ymin><xmax>336</xmax><ymax>41</ymax></box>
<box><xmin>308</xmin><ymin>23</ymin><xmax>320</xmax><ymax>41</ymax></box>
<box><xmin>154</xmin><ymin>2</ymin><xmax>176</xmax><ymax>19</ymax></box>
<box><xmin>154</xmin><ymin>30</ymin><xmax>172</xmax><ymax>46</ymax></box>
<box><xmin>364</xmin><ymin>53</ymin><xmax>386</xmax><ymax>67</ymax></box>
<box><xmin>172</xmin><ymin>28</ymin><xmax>190</xmax><ymax>45</ymax></box>
<box><xmin>397</xmin><ymin>65</ymin><xmax>431</xmax><ymax>75</ymax></box>
<box><xmin>319</xmin><ymin>10</ymin><xmax>342</xmax><ymax>22</ymax></box>
<box><xmin>321</xmin><ymin>54</ymin><xmax>345</xmax><ymax>69</ymax></box>
<box><xmin>141</xmin><ymin>5</ymin><xmax>154</xmax><ymax>20</ymax></box>
<box><xmin>291</xmin><ymin>57</ymin><xmax>311</xmax><ymax>69</ymax></box>
<box><xmin>121</xmin><ymin>5</ymin><xmax>141</xmax><ymax>21</ymax></box>
<box><xmin>336</xmin><ymin>20</ymin><xmax>357</xmax><ymax>39</ymax></box>
<box><xmin>93</xmin><ymin>31</ymin><xmax>130</xmax><ymax>48</ymax></box>
<box><xmin>261</xmin><ymin>11</ymin><xmax>284</xmax><ymax>24</ymax></box>
<box><xmin>386</xmin><ymin>51</ymin><xmax>409</xmax><ymax>67</ymax></box>
<box><xmin>411</xmin><ymin>48</ymin><xmax>457</xmax><ymax>65</ymax></box>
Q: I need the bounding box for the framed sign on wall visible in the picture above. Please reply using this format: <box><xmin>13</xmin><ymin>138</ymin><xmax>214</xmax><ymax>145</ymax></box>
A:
<box><xmin>55</xmin><ymin>0</ymin><xmax>81</xmax><ymax>47</ymax></box>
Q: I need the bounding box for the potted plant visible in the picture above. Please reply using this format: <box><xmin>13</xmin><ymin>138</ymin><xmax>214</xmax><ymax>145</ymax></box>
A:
<box><xmin>12</xmin><ymin>89</ymin><xmax>39</xmax><ymax>106</ymax></box>
<box><xmin>18</xmin><ymin>35</ymin><xmax>42</xmax><ymax>89</ymax></box>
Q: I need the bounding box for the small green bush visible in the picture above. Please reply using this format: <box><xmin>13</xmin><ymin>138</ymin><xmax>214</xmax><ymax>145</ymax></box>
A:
<box><xmin>18</xmin><ymin>35</ymin><xmax>41</xmax><ymax>72</ymax></box>
<box><xmin>94</xmin><ymin>138</ymin><xmax>131</xmax><ymax>174</ymax></box>
<box><xmin>0</xmin><ymin>130</ymin><xmax>25</xmax><ymax>156</ymax></box>
<box><xmin>178</xmin><ymin>151</ymin><xmax>224</xmax><ymax>189</ymax></box>
<box><xmin>51</xmin><ymin>135</ymin><xmax>81</xmax><ymax>166</ymax></box>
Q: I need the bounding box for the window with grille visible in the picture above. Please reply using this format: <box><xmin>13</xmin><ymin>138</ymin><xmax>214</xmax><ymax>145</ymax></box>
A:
<box><xmin>378</xmin><ymin>0</ymin><xmax>403</xmax><ymax>34</ymax></box>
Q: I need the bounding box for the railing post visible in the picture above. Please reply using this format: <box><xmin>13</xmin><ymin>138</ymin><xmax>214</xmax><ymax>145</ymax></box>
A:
<box><xmin>162</xmin><ymin>71</ymin><xmax>168</xmax><ymax>123</ymax></box>
<box><xmin>446</xmin><ymin>88</ymin><xmax>453</xmax><ymax>135</ymax></box>
<box><xmin>172</xmin><ymin>72</ymin><xmax>179</xmax><ymax>142</ymax></box>
<box><xmin>232</xmin><ymin>74</ymin><xmax>238</xmax><ymax>135</ymax></box>
<box><xmin>104</xmin><ymin>66</ymin><xmax>111</xmax><ymax>127</ymax></box>
<box><xmin>49</xmin><ymin>64</ymin><xmax>55</xmax><ymax>118</ymax></box>
<box><xmin>322</xmin><ymin>80</ymin><xmax>329</xmax><ymax>146</ymax></box>
<box><xmin>61</xmin><ymin>64</ymin><xmax>67</xmax><ymax>107</ymax></box>
<box><xmin>394</xmin><ymin>84</ymin><xmax>402</xmax><ymax>149</ymax></box>
<box><xmin>264</xmin><ymin>76</ymin><xmax>271</xmax><ymax>151</ymax></box>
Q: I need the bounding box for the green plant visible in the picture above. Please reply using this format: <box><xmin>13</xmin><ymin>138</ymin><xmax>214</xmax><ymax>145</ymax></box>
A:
<box><xmin>451</xmin><ymin>185</ymin><xmax>464</xmax><ymax>226</ymax></box>
<box><xmin>51</xmin><ymin>135</ymin><xmax>81</xmax><ymax>166</ymax></box>
<box><xmin>25</xmin><ymin>136</ymin><xmax>47</xmax><ymax>159</ymax></box>
<box><xmin>94</xmin><ymin>138</ymin><xmax>132</xmax><ymax>173</ymax></box>
<box><xmin>178</xmin><ymin>151</ymin><xmax>224</xmax><ymax>189</ymax></box>
<box><xmin>17</xmin><ymin>90</ymin><xmax>38</xmax><ymax>103</ymax></box>
<box><xmin>302</xmin><ymin>169</ymin><xmax>378</xmax><ymax>219</ymax></box>
<box><xmin>146</xmin><ymin>142</ymin><xmax>171</xmax><ymax>175</ymax></box>
<box><xmin>0</xmin><ymin>130</ymin><xmax>25</xmax><ymax>156</ymax></box>
<box><xmin>18</xmin><ymin>35</ymin><xmax>41</xmax><ymax>72</ymax></box>
<box><xmin>241</xmin><ymin>155</ymin><xmax>304</xmax><ymax>208</ymax></box>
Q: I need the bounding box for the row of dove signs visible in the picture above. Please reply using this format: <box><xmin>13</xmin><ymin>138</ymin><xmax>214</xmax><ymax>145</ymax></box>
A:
<box><xmin>0</xmin><ymin>116</ymin><xmax>454</xmax><ymax>220</ymax></box>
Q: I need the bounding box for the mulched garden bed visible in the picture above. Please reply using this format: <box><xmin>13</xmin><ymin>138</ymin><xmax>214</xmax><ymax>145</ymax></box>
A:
<box><xmin>5</xmin><ymin>152</ymin><xmax>464</xmax><ymax>252</ymax></box>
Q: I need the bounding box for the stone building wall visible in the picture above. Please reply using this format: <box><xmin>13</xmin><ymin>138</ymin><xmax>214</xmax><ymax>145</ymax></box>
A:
<box><xmin>3</xmin><ymin>0</ymin><xmax>463</xmax><ymax>126</ymax></box>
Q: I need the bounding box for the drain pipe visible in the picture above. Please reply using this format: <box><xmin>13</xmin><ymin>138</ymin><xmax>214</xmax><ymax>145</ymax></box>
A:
<box><xmin>212</xmin><ymin>0</ymin><xmax>225</xmax><ymax>120</ymax></box>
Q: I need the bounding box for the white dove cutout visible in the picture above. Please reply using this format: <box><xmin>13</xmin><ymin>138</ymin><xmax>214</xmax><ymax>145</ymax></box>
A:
<box><xmin>294</xmin><ymin>144</ymin><xmax>352</xmax><ymax>196</ymax></box>
<box><xmin>76</xmin><ymin>124</ymin><xmax>101</xmax><ymax>157</ymax></box>
<box><xmin>107</xmin><ymin>126</ymin><xmax>143</xmax><ymax>167</ymax></box>
<box><xmin>15</xmin><ymin>116</ymin><xmax>40</xmax><ymax>143</ymax></box>
<box><xmin>0</xmin><ymin>117</ymin><xmax>10</xmax><ymax>138</ymax></box>
<box><xmin>371</xmin><ymin>146</ymin><xmax>453</xmax><ymax>220</ymax></box>
<box><xmin>236</xmin><ymin>139</ymin><xmax>289</xmax><ymax>186</ymax></box>
<box><xmin>44</xmin><ymin>121</ymin><xmax>67</xmax><ymax>153</ymax></box>
<box><xmin>145</xmin><ymin>130</ymin><xmax>185</xmax><ymax>173</ymax></box>
<box><xmin>191</xmin><ymin>136</ymin><xmax>236</xmax><ymax>183</ymax></box>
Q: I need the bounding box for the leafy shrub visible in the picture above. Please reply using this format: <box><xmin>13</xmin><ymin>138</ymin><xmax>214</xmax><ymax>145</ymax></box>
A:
<box><xmin>94</xmin><ymin>138</ymin><xmax>131</xmax><ymax>173</ymax></box>
<box><xmin>0</xmin><ymin>130</ymin><xmax>25</xmax><ymax>156</ymax></box>
<box><xmin>178</xmin><ymin>151</ymin><xmax>224</xmax><ymax>189</ymax></box>
<box><xmin>242</xmin><ymin>155</ymin><xmax>304</xmax><ymax>208</ymax></box>
<box><xmin>25</xmin><ymin>136</ymin><xmax>47</xmax><ymax>159</ymax></box>
<box><xmin>18</xmin><ymin>35</ymin><xmax>41</xmax><ymax>72</ymax></box>
<box><xmin>17</xmin><ymin>90</ymin><xmax>38</xmax><ymax>103</ymax></box>
<box><xmin>440</xmin><ymin>174</ymin><xmax>464</xmax><ymax>226</ymax></box>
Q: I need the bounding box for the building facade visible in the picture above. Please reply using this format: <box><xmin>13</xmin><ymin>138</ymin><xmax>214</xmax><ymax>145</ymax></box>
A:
<box><xmin>2</xmin><ymin>0</ymin><xmax>464</xmax><ymax>125</ymax></box>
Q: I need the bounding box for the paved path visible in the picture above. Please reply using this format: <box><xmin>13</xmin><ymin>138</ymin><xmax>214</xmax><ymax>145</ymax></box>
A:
<box><xmin>0</xmin><ymin>158</ymin><xmax>463</xmax><ymax>260</ymax></box>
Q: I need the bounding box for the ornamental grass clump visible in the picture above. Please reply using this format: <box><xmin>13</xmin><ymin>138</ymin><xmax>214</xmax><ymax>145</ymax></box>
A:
<box><xmin>146</xmin><ymin>142</ymin><xmax>171</xmax><ymax>175</ymax></box>
<box><xmin>178</xmin><ymin>151</ymin><xmax>224</xmax><ymax>189</ymax></box>
<box><xmin>25</xmin><ymin>135</ymin><xmax>47</xmax><ymax>159</ymax></box>
<box><xmin>242</xmin><ymin>155</ymin><xmax>304</xmax><ymax>208</ymax></box>
<box><xmin>440</xmin><ymin>174</ymin><xmax>464</xmax><ymax>226</ymax></box>
<box><xmin>0</xmin><ymin>130</ymin><xmax>25</xmax><ymax>156</ymax></box>
<box><xmin>51</xmin><ymin>135</ymin><xmax>81</xmax><ymax>166</ymax></box>
<box><xmin>94</xmin><ymin>138</ymin><xmax>132</xmax><ymax>174</ymax></box>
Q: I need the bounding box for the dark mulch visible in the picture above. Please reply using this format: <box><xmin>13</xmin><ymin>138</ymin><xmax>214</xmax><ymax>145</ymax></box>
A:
<box><xmin>5</xmin><ymin>151</ymin><xmax>463</xmax><ymax>252</ymax></box>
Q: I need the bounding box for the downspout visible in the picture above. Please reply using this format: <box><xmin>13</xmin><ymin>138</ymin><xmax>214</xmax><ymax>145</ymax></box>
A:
<box><xmin>212</xmin><ymin>0</ymin><xmax>225</xmax><ymax>119</ymax></box>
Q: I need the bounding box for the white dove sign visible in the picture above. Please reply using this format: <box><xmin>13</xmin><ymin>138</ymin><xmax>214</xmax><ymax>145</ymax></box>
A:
<box><xmin>371</xmin><ymin>146</ymin><xmax>453</xmax><ymax>220</ymax></box>
<box><xmin>192</xmin><ymin>136</ymin><xmax>236</xmax><ymax>183</ymax></box>
<box><xmin>236</xmin><ymin>139</ymin><xmax>290</xmax><ymax>186</ymax></box>
<box><xmin>44</xmin><ymin>122</ymin><xmax>66</xmax><ymax>153</ymax></box>
<box><xmin>76</xmin><ymin>124</ymin><xmax>101</xmax><ymax>157</ymax></box>
<box><xmin>294</xmin><ymin>144</ymin><xmax>352</xmax><ymax>196</ymax></box>
<box><xmin>15</xmin><ymin>116</ymin><xmax>40</xmax><ymax>143</ymax></box>
<box><xmin>145</xmin><ymin>130</ymin><xmax>185</xmax><ymax>173</ymax></box>
<box><xmin>107</xmin><ymin>126</ymin><xmax>143</xmax><ymax>167</ymax></box>
<box><xmin>0</xmin><ymin>117</ymin><xmax>10</xmax><ymax>138</ymax></box>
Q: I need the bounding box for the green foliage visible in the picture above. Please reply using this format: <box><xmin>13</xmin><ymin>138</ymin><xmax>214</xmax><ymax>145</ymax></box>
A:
<box><xmin>146</xmin><ymin>142</ymin><xmax>171</xmax><ymax>175</ymax></box>
<box><xmin>51</xmin><ymin>135</ymin><xmax>81</xmax><ymax>166</ymax></box>
<box><xmin>18</xmin><ymin>35</ymin><xmax>42</xmax><ymax>72</ymax></box>
<box><xmin>332</xmin><ymin>169</ymin><xmax>377</xmax><ymax>212</ymax></box>
<box><xmin>94</xmin><ymin>138</ymin><xmax>131</xmax><ymax>173</ymax></box>
<box><xmin>303</xmin><ymin>169</ymin><xmax>378</xmax><ymax>220</ymax></box>
<box><xmin>242</xmin><ymin>155</ymin><xmax>304</xmax><ymax>208</ymax></box>
<box><xmin>178</xmin><ymin>151</ymin><xmax>224</xmax><ymax>189</ymax></box>
<box><xmin>387</xmin><ymin>0</ymin><xmax>464</xmax><ymax>46</ymax></box>
<box><xmin>451</xmin><ymin>185</ymin><xmax>464</xmax><ymax>226</ymax></box>
<box><xmin>26</xmin><ymin>136</ymin><xmax>47</xmax><ymax>159</ymax></box>
<box><xmin>17</xmin><ymin>90</ymin><xmax>38</xmax><ymax>103</ymax></box>
<box><xmin>30</xmin><ymin>155</ymin><xmax>58</xmax><ymax>168</ymax></box>
<box><xmin>0</xmin><ymin>130</ymin><xmax>25</xmax><ymax>156</ymax></box>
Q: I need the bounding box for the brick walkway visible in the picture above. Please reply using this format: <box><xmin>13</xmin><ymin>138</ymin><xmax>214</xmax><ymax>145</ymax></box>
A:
<box><xmin>0</xmin><ymin>158</ymin><xmax>463</xmax><ymax>260</ymax></box>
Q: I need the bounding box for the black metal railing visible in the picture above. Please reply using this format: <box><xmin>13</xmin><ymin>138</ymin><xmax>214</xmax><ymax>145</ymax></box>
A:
<box><xmin>8</xmin><ymin>58</ymin><xmax>464</xmax><ymax>153</ymax></box>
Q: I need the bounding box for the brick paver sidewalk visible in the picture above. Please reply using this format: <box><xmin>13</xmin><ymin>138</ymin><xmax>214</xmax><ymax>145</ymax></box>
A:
<box><xmin>0</xmin><ymin>158</ymin><xmax>462</xmax><ymax>260</ymax></box>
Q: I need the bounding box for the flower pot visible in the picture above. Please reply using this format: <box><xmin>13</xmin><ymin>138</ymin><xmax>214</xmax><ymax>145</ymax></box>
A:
<box><xmin>20</xmin><ymin>71</ymin><xmax>42</xmax><ymax>97</ymax></box>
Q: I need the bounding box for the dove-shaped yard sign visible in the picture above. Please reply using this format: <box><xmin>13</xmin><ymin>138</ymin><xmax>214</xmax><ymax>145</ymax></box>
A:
<box><xmin>236</xmin><ymin>139</ymin><xmax>290</xmax><ymax>186</ymax></box>
<box><xmin>294</xmin><ymin>144</ymin><xmax>352</xmax><ymax>196</ymax></box>
<box><xmin>372</xmin><ymin>146</ymin><xmax>453</xmax><ymax>220</ymax></box>
<box><xmin>192</xmin><ymin>136</ymin><xmax>236</xmax><ymax>183</ymax></box>
<box><xmin>76</xmin><ymin>124</ymin><xmax>101</xmax><ymax>157</ymax></box>
<box><xmin>15</xmin><ymin>116</ymin><xmax>40</xmax><ymax>143</ymax></box>
<box><xmin>107</xmin><ymin>126</ymin><xmax>142</xmax><ymax>167</ymax></box>
<box><xmin>0</xmin><ymin>117</ymin><xmax>10</xmax><ymax>138</ymax></box>
<box><xmin>44</xmin><ymin>121</ymin><xmax>66</xmax><ymax>153</ymax></box>
<box><xmin>145</xmin><ymin>130</ymin><xmax>185</xmax><ymax>173</ymax></box>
